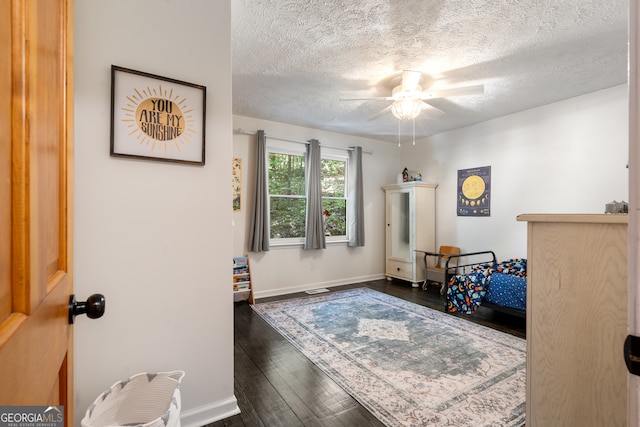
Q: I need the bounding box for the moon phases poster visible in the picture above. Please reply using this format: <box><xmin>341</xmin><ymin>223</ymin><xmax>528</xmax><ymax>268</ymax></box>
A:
<box><xmin>457</xmin><ymin>166</ymin><xmax>491</xmax><ymax>216</ymax></box>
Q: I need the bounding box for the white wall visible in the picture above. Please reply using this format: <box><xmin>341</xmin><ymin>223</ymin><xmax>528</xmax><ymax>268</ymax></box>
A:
<box><xmin>233</xmin><ymin>116</ymin><xmax>401</xmax><ymax>297</ymax></box>
<box><xmin>234</xmin><ymin>86</ymin><xmax>629</xmax><ymax>296</ymax></box>
<box><xmin>403</xmin><ymin>85</ymin><xmax>629</xmax><ymax>261</ymax></box>
<box><xmin>74</xmin><ymin>1</ymin><xmax>235</xmax><ymax>426</ymax></box>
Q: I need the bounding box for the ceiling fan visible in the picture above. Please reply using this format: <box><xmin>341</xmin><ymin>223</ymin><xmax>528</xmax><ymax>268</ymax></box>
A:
<box><xmin>341</xmin><ymin>70</ymin><xmax>485</xmax><ymax>121</ymax></box>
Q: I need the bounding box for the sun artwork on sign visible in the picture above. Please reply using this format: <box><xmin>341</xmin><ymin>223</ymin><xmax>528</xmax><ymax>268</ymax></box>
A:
<box><xmin>121</xmin><ymin>85</ymin><xmax>195</xmax><ymax>153</ymax></box>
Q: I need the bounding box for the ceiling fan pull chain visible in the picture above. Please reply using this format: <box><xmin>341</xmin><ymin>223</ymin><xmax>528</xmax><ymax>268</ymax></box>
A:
<box><xmin>397</xmin><ymin>120</ymin><xmax>401</xmax><ymax>147</ymax></box>
<box><xmin>412</xmin><ymin>118</ymin><xmax>416</xmax><ymax>145</ymax></box>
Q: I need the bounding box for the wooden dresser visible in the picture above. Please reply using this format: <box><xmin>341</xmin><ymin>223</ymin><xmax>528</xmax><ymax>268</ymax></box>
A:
<box><xmin>517</xmin><ymin>214</ymin><xmax>628</xmax><ymax>426</ymax></box>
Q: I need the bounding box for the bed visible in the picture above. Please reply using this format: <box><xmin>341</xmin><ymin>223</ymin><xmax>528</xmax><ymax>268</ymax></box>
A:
<box><xmin>440</xmin><ymin>251</ymin><xmax>527</xmax><ymax>318</ymax></box>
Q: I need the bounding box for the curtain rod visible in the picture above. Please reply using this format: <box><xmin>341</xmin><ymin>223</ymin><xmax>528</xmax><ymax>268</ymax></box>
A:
<box><xmin>234</xmin><ymin>128</ymin><xmax>373</xmax><ymax>154</ymax></box>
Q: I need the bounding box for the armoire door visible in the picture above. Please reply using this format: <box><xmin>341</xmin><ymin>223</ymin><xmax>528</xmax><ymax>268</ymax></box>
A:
<box><xmin>388</xmin><ymin>189</ymin><xmax>412</xmax><ymax>262</ymax></box>
<box><xmin>0</xmin><ymin>0</ymin><xmax>75</xmax><ymax>424</ymax></box>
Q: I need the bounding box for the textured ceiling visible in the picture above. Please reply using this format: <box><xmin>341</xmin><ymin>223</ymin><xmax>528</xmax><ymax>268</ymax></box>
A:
<box><xmin>232</xmin><ymin>1</ymin><xmax>629</xmax><ymax>143</ymax></box>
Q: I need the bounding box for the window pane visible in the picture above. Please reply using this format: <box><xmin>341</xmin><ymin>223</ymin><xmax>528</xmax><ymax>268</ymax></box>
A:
<box><xmin>269</xmin><ymin>153</ymin><xmax>305</xmax><ymax>195</ymax></box>
<box><xmin>270</xmin><ymin>197</ymin><xmax>306</xmax><ymax>238</ymax></box>
<box><xmin>322</xmin><ymin>199</ymin><xmax>346</xmax><ymax>236</ymax></box>
<box><xmin>321</xmin><ymin>159</ymin><xmax>345</xmax><ymax>197</ymax></box>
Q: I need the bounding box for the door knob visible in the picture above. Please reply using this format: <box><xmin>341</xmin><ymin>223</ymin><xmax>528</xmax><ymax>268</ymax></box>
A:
<box><xmin>69</xmin><ymin>294</ymin><xmax>106</xmax><ymax>324</ymax></box>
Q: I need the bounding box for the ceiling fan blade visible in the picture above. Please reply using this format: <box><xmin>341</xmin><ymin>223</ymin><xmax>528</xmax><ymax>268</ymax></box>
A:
<box><xmin>366</xmin><ymin>105</ymin><xmax>392</xmax><ymax>121</ymax></box>
<box><xmin>422</xmin><ymin>84</ymin><xmax>484</xmax><ymax>99</ymax></box>
<box><xmin>340</xmin><ymin>96</ymin><xmax>394</xmax><ymax>101</ymax></box>
<box><xmin>401</xmin><ymin>70</ymin><xmax>422</xmax><ymax>92</ymax></box>
<box><xmin>420</xmin><ymin>101</ymin><xmax>445</xmax><ymax>118</ymax></box>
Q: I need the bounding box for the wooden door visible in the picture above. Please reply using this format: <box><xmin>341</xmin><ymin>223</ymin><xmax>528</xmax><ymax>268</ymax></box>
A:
<box><xmin>631</xmin><ymin>2</ymin><xmax>640</xmax><ymax>425</ymax></box>
<box><xmin>0</xmin><ymin>0</ymin><xmax>74</xmax><ymax>424</ymax></box>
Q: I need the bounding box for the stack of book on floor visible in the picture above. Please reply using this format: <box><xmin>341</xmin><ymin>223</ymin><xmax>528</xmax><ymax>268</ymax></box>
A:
<box><xmin>233</xmin><ymin>256</ymin><xmax>252</xmax><ymax>302</ymax></box>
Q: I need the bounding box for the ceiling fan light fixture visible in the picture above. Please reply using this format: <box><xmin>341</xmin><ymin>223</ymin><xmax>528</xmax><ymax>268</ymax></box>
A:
<box><xmin>390</xmin><ymin>99</ymin><xmax>422</xmax><ymax>120</ymax></box>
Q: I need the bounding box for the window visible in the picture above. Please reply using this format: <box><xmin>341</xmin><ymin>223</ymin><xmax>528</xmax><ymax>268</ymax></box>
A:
<box><xmin>321</xmin><ymin>158</ymin><xmax>347</xmax><ymax>238</ymax></box>
<box><xmin>268</xmin><ymin>151</ymin><xmax>306</xmax><ymax>239</ymax></box>
<box><xmin>267</xmin><ymin>143</ymin><xmax>348</xmax><ymax>244</ymax></box>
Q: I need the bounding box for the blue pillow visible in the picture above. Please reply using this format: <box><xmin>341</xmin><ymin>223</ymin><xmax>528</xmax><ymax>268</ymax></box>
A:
<box><xmin>485</xmin><ymin>272</ymin><xmax>527</xmax><ymax>310</ymax></box>
<box><xmin>495</xmin><ymin>258</ymin><xmax>527</xmax><ymax>277</ymax></box>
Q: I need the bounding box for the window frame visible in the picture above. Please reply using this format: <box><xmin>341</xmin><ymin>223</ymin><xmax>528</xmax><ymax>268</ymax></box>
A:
<box><xmin>319</xmin><ymin>150</ymin><xmax>349</xmax><ymax>244</ymax></box>
<box><xmin>266</xmin><ymin>141</ymin><xmax>349</xmax><ymax>247</ymax></box>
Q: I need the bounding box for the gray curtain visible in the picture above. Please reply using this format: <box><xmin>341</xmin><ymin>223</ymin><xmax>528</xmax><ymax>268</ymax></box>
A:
<box><xmin>348</xmin><ymin>146</ymin><xmax>365</xmax><ymax>247</ymax></box>
<box><xmin>304</xmin><ymin>139</ymin><xmax>326</xmax><ymax>250</ymax></box>
<box><xmin>248</xmin><ymin>130</ymin><xmax>269</xmax><ymax>252</ymax></box>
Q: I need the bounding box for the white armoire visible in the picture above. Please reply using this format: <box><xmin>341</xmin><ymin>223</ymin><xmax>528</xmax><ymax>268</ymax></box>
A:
<box><xmin>383</xmin><ymin>182</ymin><xmax>437</xmax><ymax>287</ymax></box>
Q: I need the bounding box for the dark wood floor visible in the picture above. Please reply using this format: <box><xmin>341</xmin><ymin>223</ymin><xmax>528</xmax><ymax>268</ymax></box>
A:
<box><xmin>207</xmin><ymin>278</ymin><xmax>526</xmax><ymax>427</ymax></box>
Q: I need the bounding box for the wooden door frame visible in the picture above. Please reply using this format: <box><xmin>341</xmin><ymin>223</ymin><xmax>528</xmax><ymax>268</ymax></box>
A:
<box><xmin>630</xmin><ymin>1</ymin><xmax>639</xmax><ymax>425</ymax></box>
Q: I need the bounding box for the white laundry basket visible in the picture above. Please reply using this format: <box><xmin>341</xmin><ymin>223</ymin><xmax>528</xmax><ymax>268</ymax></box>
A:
<box><xmin>81</xmin><ymin>371</ymin><xmax>185</xmax><ymax>427</ymax></box>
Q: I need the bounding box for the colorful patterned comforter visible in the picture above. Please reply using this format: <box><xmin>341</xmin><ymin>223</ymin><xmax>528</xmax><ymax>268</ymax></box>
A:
<box><xmin>446</xmin><ymin>259</ymin><xmax>527</xmax><ymax>314</ymax></box>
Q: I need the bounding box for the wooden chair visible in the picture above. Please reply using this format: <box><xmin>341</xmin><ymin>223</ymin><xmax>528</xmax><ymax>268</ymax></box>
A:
<box><xmin>423</xmin><ymin>245</ymin><xmax>461</xmax><ymax>294</ymax></box>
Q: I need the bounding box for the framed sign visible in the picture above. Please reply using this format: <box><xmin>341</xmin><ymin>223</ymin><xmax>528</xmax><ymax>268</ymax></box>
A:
<box><xmin>110</xmin><ymin>65</ymin><xmax>206</xmax><ymax>165</ymax></box>
<box><xmin>457</xmin><ymin>166</ymin><xmax>491</xmax><ymax>216</ymax></box>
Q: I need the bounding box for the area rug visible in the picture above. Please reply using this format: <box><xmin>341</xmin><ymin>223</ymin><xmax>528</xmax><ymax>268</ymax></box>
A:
<box><xmin>251</xmin><ymin>287</ymin><xmax>525</xmax><ymax>427</ymax></box>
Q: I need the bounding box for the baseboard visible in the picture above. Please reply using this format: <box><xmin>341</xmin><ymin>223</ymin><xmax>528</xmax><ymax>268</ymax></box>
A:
<box><xmin>252</xmin><ymin>273</ymin><xmax>385</xmax><ymax>300</ymax></box>
<box><xmin>181</xmin><ymin>395</ymin><xmax>241</xmax><ymax>427</ymax></box>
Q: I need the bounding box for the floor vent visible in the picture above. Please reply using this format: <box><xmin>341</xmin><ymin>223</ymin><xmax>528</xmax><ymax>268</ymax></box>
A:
<box><xmin>305</xmin><ymin>288</ymin><xmax>330</xmax><ymax>295</ymax></box>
